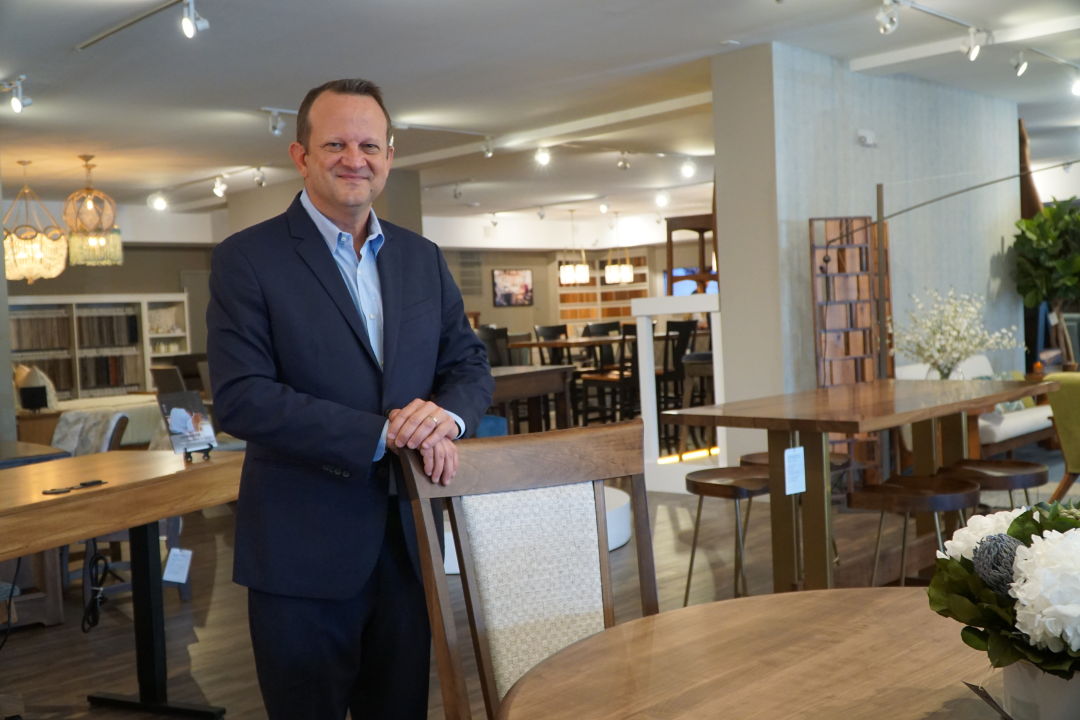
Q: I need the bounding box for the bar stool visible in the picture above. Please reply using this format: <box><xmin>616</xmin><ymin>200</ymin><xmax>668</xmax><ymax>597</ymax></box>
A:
<box><xmin>948</xmin><ymin>458</ymin><xmax>1049</xmax><ymax>508</ymax></box>
<box><xmin>848</xmin><ymin>473</ymin><xmax>981</xmax><ymax>586</ymax></box>
<box><xmin>683</xmin><ymin>466</ymin><xmax>770</xmax><ymax>604</ymax></box>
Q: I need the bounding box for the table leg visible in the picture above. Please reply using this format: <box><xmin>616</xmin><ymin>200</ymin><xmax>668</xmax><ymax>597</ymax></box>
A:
<box><xmin>555</xmin><ymin>379</ymin><xmax>571</xmax><ymax>429</ymax></box>
<box><xmin>802</xmin><ymin>432</ymin><xmax>834</xmax><ymax>590</ymax></box>
<box><xmin>939</xmin><ymin>413</ymin><xmax>967</xmax><ymax>467</ymax></box>
<box><xmin>527</xmin><ymin>396</ymin><xmax>543</xmax><ymax>433</ymax></box>
<box><xmin>87</xmin><ymin>521</ymin><xmax>225</xmax><ymax>718</ymax></box>
<box><xmin>911</xmin><ymin>419</ymin><xmax>938</xmax><ymax>475</ymax></box>
<box><xmin>767</xmin><ymin>430</ymin><xmax>799</xmax><ymax>593</ymax></box>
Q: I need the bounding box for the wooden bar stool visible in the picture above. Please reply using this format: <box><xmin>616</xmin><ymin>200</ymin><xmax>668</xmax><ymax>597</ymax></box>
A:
<box><xmin>848</xmin><ymin>474</ymin><xmax>981</xmax><ymax>587</ymax></box>
<box><xmin>683</xmin><ymin>466</ymin><xmax>770</xmax><ymax>604</ymax></box>
<box><xmin>948</xmin><ymin>458</ymin><xmax>1049</xmax><ymax>508</ymax></box>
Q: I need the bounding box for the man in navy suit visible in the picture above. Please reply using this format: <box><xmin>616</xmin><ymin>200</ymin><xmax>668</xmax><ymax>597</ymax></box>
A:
<box><xmin>206</xmin><ymin>78</ymin><xmax>493</xmax><ymax>719</ymax></box>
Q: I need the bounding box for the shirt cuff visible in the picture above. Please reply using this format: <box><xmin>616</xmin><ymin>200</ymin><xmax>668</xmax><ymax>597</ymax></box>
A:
<box><xmin>373</xmin><ymin>420</ymin><xmax>389</xmax><ymax>462</ymax></box>
<box><xmin>445</xmin><ymin>410</ymin><xmax>466</xmax><ymax>439</ymax></box>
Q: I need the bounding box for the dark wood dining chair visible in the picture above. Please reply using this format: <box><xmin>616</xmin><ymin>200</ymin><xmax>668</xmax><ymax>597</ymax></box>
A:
<box><xmin>400</xmin><ymin>420</ymin><xmax>657</xmax><ymax>720</ymax></box>
<box><xmin>532</xmin><ymin>324</ymin><xmax>569</xmax><ymax>366</ymax></box>
<box><xmin>581</xmin><ymin>321</ymin><xmax>620</xmax><ymax>370</ymax></box>
<box><xmin>475</xmin><ymin>325</ymin><xmax>510</xmax><ymax>367</ymax></box>
<box><xmin>580</xmin><ymin>323</ymin><xmax>638</xmax><ymax>423</ymax></box>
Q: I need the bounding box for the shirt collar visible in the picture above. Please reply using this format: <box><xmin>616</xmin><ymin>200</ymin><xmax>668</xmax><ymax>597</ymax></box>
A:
<box><xmin>299</xmin><ymin>189</ymin><xmax>386</xmax><ymax>257</ymax></box>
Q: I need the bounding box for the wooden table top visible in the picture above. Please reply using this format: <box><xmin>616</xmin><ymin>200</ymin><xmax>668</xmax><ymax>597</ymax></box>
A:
<box><xmin>499</xmin><ymin>587</ymin><xmax>998</xmax><ymax>720</ymax></box>
<box><xmin>0</xmin><ymin>450</ymin><xmax>243</xmax><ymax>562</ymax></box>
<box><xmin>0</xmin><ymin>441</ymin><xmax>68</xmax><ymax>466</ymax></box>
<box><xmin>491</xmin><ymin>365</ymin><xmax>575</xmax><ymax>378</ymax></box>
<box><xmin>662</xmin><ymin>378</ymin><xmax>1059</xmax><ymax>433</ymax></box>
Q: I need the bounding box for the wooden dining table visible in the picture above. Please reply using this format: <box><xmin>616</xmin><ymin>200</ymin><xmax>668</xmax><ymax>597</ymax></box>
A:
<box><xmin>663</xmin><ymin>378</ymin><xmax>1058</xmax><ymax>592</ymax></box>
<box><xmin>491</xmin><ymin>365</ymin><xmax>575</xmax><ymax>431</ymax></box>
<box><xmin>499</xmin><ymin>587</ymin><xmax>999</xmax><ymax>720</ymax></box>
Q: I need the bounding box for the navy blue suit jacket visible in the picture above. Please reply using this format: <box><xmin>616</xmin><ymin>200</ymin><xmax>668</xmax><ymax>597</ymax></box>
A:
<box><xmin>206</xmin><ymin>195</ymin><xmax>493</xmax><ymax>599</ymax></box>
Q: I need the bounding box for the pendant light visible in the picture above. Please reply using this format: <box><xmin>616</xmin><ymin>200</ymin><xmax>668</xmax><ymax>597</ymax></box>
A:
<box><xmin>2</xmin><ymin>160</ymin><xmax>68</xmax><ymax>283</ymax></box>
<box><xmin>65</xmin><ymin>154</ymin><xmax>124</xmax><ymax>267</ymax></box>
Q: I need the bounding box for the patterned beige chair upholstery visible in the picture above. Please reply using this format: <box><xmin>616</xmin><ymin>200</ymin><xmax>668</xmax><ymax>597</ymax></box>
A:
<box><xmin>400</xmin><ymin>419</ymin><xmax>657</xmax><ymax>720</ymax></box>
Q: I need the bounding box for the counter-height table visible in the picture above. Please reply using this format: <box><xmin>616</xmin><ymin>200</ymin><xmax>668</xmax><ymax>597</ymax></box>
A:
<box><xmin>663</xmin><ymin>379</ymin><xmax>1058</xmax><ymax>592</ymax></box>
<box><xmin>0</xmin><ymin>450</ymin><xmax>244</xmax><ymax>717</ymax></box>
<box><xmin>499</xmin><ymin>587</ymin><xmax>996</xmax><ymax>720</ymax></box>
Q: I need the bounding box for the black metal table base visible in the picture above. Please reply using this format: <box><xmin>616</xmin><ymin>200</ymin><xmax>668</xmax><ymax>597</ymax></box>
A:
<box><xmin>88</xmin><ymin>692</ymin><xmax>225</xmax><ymax>718</ymax></box>
<box><xmin>86</xmin><ymin>521</ymin><xmax>225</xmax><ymax>717</ymax></box>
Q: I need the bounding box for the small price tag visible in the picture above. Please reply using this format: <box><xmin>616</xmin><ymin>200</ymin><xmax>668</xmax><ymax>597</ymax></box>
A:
<box><xmin>784</xmin><ymin>447</ymin><xmax>806</xmax><ymax>495</ymax></box>
<box><xmin>163</xmin><ymin>547</ymin><xmax>193</xmax><ymax>584</ymax></box>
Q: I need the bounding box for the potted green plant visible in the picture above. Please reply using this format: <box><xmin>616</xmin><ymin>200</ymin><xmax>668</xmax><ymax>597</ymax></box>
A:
<box><xmin>1013</xmin><ymin>198</ymin><xmax>1080</xmax><ymax>363</ymax></box>
<box><xmin>929</xmin><ymin>502</ymin><xmax>1080</xmax><ymax>719</ymax></box>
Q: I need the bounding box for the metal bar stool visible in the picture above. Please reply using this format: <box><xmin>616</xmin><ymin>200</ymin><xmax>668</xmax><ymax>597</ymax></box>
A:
<box><xmin>683</xmin><ymin>466</ymin><xmax>770</xmax><ymax>604</ymax></box>
<box><xmin>848</xmin><ymin>474</ymin><xmax>981</xmax><ymax>586</ymax></box>
<box><xmin>948</xmin><ymin>458</ymin><xmax>1049</xmax><ymax>508</ymax></box>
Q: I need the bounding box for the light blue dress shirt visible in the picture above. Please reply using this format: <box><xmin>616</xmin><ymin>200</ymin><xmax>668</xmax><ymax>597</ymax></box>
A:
<box><xmin>299</xmin><ymin>190</ymin><xmax>463</xmax><ymax>463</ymax></box>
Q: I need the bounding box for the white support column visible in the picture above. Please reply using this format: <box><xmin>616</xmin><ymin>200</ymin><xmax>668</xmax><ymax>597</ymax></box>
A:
<box><xmin>631</xmin><ymin>294</ymin><xmax>725</xmax><ymax>494</ymax></box>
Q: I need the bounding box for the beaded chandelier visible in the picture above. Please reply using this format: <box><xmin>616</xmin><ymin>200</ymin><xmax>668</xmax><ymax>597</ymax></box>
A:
<box><xmin>64</xmin><ymin>154</ymin><xmax>123</xmax><ymax>267</ymax></box>
<box><xmin>2</xmin><ymin>160</ymin><xmax>68</xmax><ymax>284</ymax></box>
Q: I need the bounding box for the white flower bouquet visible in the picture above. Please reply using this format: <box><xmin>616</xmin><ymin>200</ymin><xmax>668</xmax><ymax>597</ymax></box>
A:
<box><xmin>929</xmin><ymin>502</ymin><xmax>1080</xmax><ymax>678</ymax></box>
<box><xmin>891</xmin><ymin>289</ymin><xmax>1019</xmax><ymax>379</ymax></box>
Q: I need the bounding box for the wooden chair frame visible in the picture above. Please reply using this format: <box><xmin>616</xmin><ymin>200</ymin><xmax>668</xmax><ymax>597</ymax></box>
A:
<box><xmin>400</xmin><ymin>420</ymin><xmax>658</xmax><ymax>720</ymax></box>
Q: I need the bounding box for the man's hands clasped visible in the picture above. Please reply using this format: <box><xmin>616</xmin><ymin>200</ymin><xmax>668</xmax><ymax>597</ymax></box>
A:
<box><xmin>387</xmin><ymin>399</ymin><xmax>459</xmax><ymax>485</ymax></box>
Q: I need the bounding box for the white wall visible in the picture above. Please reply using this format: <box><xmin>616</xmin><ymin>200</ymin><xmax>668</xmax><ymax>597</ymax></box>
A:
<box><xmin>1033</xmin><ymin>164</ymin><xmax>1080</xmax><ymax>202</ymax></box>
<box><xmin>771</xmin><ymin>43</ymin><xmax>1022</xmax><ymax>388</ymax></box>
<box><xmin>422</xmin><ymin>213</ymin><xmax>665</xmax><ymax>251</ymax></box>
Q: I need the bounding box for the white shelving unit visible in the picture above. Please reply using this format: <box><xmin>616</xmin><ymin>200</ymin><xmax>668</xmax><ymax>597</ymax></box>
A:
<box><xmin>9</xmin><ymin>292</ymin><xmax>190</xmax><ymax>398</ymax></box>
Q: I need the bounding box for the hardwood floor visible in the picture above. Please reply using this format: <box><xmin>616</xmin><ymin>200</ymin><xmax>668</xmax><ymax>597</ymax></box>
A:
<box><xmin>0</xmin><ymin>446</ymin><xmax>1070</xmax><ymax>718</ymax></box>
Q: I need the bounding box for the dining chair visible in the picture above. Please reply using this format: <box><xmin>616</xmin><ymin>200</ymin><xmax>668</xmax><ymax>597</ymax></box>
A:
<box><xmin>579</xmin><ymin>323</ymin><xmax>638</xmax><ymax>424</ymax></box>
<box><xmin>506</xmin><ymin>331</ymin><xmax>532</xmax><ymax>366</ymax></box>
<box><xmin>475</xmin><ymin>325</ymin><xmax>510</xmax><ymax>367</ymax></box>
<box><xmin>581</xmin><ymin>321</ymin><xmax>620</xmax><ymax>370</ymax></box>
<box><xmin>1046</xmin><ymin>372</ymin><xmax>1080</xmax><ymax>502</ymax></box>
<box><xmin>532</xmin><ymin>324</ymin><xmax>570</xmax><ymax>366</ymax></box>
<box><xmin>400</xmin><ymin>419</ymin><xmax>657</xmax><ymax>720</ymax></box>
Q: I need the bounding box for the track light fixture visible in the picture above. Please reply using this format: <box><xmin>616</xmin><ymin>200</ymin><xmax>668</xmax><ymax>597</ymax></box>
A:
<box><xmin>269</xmin><ymin>111</ymin><xmax>285</xmax><ymax>137</ymax></box>
<box><xmin>482</xmin><ymin>137</ymin><xmax>495</xmax><ymax>158</ymax></box>
<box><xmin>252</xmin><ymin>167</ymin><xmax>267</xmax><ymax>187</ymax></box>
<box><xmin>180</xmin><ymin>0</ymin><xmax>209</xmax><ymax>39</ymax></box>
<box><xmin>1013</xmin><ymin>52</ymin><xmax>1029</xmax><ymax>77</ymax></box>
<box><xmin>616</xmin><ymin>152</ymin><xmax>631</xmax><ymax>170</ymax></box>
<box><xmin>451</xmin><ymin>185</ymin><xmax>463</xmax><ymax>200</ymax></box>
<box><xmin>147</xmin><ymin>192</ymin><xmax>168</xmax><ymax>212</ymax></box>
<box><xmin>537</xmin><ymin>206</ymin><xmax>546</xmax><ymax>220</ymax></box>
<box><xmin>965</xmin><ymin>27</ymin><xmax>981</xmax><ymax>62</ymax></box>
<box><xmin>875</xmin><ymin>0</ymin><xmax>899</xmax><ymax>35</ymax></box>
<box><xmin>1</xmin><ymin>75</ymin><xmax>31</xmax><ymax>114</ymax></box>
<box><xmin>534</xmin><ymin>147</ymin><xmax>551</xmax><ymax>166</ymax></box>
<box><xmin>212</xmin><ymin>176</ymin><xmax>228</xmax><ymax>198</ymax></box>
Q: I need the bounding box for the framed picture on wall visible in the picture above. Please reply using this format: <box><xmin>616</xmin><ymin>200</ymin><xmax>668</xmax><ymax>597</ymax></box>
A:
<box><xmin>492</xmin><ymin>268</ymin><xmax>534</xmax><ymax>307</ymax></box>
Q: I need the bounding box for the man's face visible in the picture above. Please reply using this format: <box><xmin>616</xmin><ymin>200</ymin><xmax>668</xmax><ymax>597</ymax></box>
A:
<box><xmin>289</xmin><ymin>92</ymin><xmax>394</xmax><ymax>222</ymax></box>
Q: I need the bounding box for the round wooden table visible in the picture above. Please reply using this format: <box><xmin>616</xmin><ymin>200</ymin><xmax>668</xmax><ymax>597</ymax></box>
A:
<box><xmin>499</xmin><ymin>587</ymin><xmax>1001</xmax><ymax>719</ymax></box>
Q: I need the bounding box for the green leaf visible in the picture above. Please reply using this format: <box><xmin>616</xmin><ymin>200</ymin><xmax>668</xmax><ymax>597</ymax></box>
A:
<box><xmin>988</xmin><ymin>631</ymin><xmax>1024</xmax><ymax>667</ymax></box>
<box><xmin>948</xmin><ymin>594</ymin><xmax>983</xmax><ymax>625</ymax></box>
<box><xmin>962</xmin><ymin>626</ymin><xmax>989</xmax><ymax>651</ymax></box>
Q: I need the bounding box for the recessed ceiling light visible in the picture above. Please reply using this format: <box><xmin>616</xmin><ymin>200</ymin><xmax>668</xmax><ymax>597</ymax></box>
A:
<box><xmin>680</xmin><ymin>159</ymin><xmax>697</xmax><ymax>179</ymax></box>
<box><xmin>655</xmin><ymin>191</ymin><xmax>670</xmax><ymax>209</ymax></box>
<box><xmin>147</xmin><ymin>192</ymin><xmax>168</xmax><ymax>211</ymax></box>
<box><xmin>534</xmin><ymin>147</ymin><xmax>551</xmax><ymax>166</ymax></box>
<box><xmin>599</xmin><ymin>202</ymin><xmax>609</xmax><ymax>214</ymax></box>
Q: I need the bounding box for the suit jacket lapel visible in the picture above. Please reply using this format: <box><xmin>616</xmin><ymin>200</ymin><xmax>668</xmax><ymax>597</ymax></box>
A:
<box><xmin>377</xmin><ymin>224</ymin><xmax>403</xmax><ymax>375</ymax></box>
<box><xmin>287</xmin><ymin>197</ymin><xmax>381</xmax><ymax>369</ymax></box>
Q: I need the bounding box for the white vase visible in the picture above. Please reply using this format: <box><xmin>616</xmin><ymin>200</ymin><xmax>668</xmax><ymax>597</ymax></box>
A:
<box><xmin>1002</xmin><ymin>661</ymin><xmax>1080</xmax><ymax>720</ymax></box>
